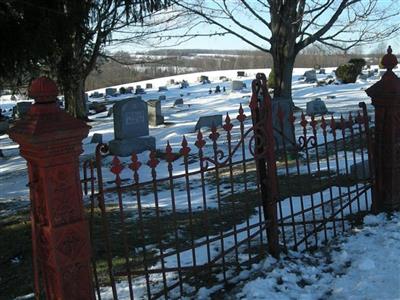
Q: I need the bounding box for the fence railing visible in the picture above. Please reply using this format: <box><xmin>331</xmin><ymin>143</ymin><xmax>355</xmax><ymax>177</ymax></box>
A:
<box><xmin>82</xmin><ymin>74</ymin><xmax>373</xmax><ymax>299</ymax></box>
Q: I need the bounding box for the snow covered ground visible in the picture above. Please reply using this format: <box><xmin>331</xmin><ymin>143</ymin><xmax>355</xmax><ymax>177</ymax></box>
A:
<box><xmin>0</xmin><ymin>67</ymin><xmax>385</xmax><ymax>215</ymax></box>
<box><xmin>233</xmin><ymin>212</ymin><xmax>400</xmax><ymax>300</ymax></box>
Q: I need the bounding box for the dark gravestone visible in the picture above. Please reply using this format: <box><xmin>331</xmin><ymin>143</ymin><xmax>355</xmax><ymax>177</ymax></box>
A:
<box><xmin>159</xmin><ymin>86</ymin><xmax>168</xmax><ymax>92</ymax></box>
<box><xmin>147</xmin><ymin>99</ymin><xmax>164</xmax><ymax>126</ymax></box>
<box><xmin>306</xmin><ymin>98</ymin><xmax>328</xmax><ymax>115</ymax></box>
<box><xmin>135</xmin><ymin>87</ymin><xmax>146</xmax><ymax>95</ymax></box>
<box><xmin>199</xmin><ymin>75</ymin><xmax>210</xmax><ymax>84</ymax></box>
<box><xmin>195</xmin><ymin>115</ymin><xmax>222</xmax><ymax>131</ymax></box>
<box><xmin>90</xmin><ymin>133</ymin><xmax>103</xmax><ymax>144</ymax></box>
<box><xmin>232</xmin><ymin>80</ymin><xmax>244</xmax><ymax>91</ymax></box>
<box><xmin>109</xmin><ymin>98</ymin><xmax>155</xmax><ymax>156</ymax></box>
<box><xmin>350</xmin><ymin>160</ymin><xmax>370</xmax><ymax>180</ymax></box>
<box><xmin>173</xmin><ymin>98</ymin><xmax>184</xmax><ymax>106</ymax></box>
<box><xmin>237</xmin><ymin>71</ymin><xmax>245</xmax><ymax>77</ymax></box>
<box><xmin>146</xmin><ymin>83</ymin><xmax>153</xmax><ymax>89</ymax></box>
<box><xmin>215</xmin><ymin>85</ymin><xmax>221</xmax><ymax>93</ymax></box>
<box><xmin>15</xmin><ymin>101</ymin><xmax>32</xmax><ymax>119</ymax></box>
<box><xmin>304</xmin><ymin>70</ymin><xmax>317</xmax><ymax>83</ymax></box>
<box><xmin>271</xmin><ymin>97</ymin><xmax>296</xmax><ymax>150</ymax></box>
<box><xmin>126</xmin><ymin>87</ymin><xmax>134</xmax><ymax>93</ymax></box>
<box><xmin>105</xmin><ymin>88</ymin><xmax>117</xmax><ymax>96</ymax></box>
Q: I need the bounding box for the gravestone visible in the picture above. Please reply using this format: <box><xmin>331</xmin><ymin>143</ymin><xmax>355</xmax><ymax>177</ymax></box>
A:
<box><xmin>199</xmin><ymin>75</ymin><xmax>210</xmax><ymax>84</ymax></box>
<box><xmin>173</xmin><ymin>98</ymin><xmax>183</xmax><ymax>106</ymax></box>
<box><xmin>271</xmin><ymin>97</ymin><xmax>296</xmax><ymax>150</ymax></box>
<box><xmin>159</xmin><ymin>86</ymin><xmax>168</xmax><ymax>92</ymax></box>
<box><xmin>237</xmin><ymin>71</ymin><xmax>245</xmax><ymax>77</ymax></box>
<box><xmin>105</xmin><ymin>88</ymin><xmax>117</xmax><ymax>96</ymax></box>
<box><xmin>119</xmin><ymin>87</ymin><xmax>126</xmax><ymax>94</ymax></box>
<box><xmin>15</xmin><ymin>101</ymin><xmax>32</xmax><ymax>119</ymax></box>
<box><xmin>91</xmin><ymin>91</ymin><xmax>100</xmax><ymax>98</ymax></box>
<box><xmin>135</xmin><ymin>87</ymin><xmax>146</xmax><ymax>95</ymax></box>
<box><xmin>146</xmin><ymin>83</ymin><xmax>153</xmax><ymax>89</ymax></box>
<box><xmin>180</xmin><ymin>80</ymin><xmax>189</xmax><ymax>89</ymax></box>
<box><xmin>350</xmin><ymin>160</ymin><xmax>370</xmax><ymax>180</ymax></box>
<box><xmin>304</xmin><ymin>70</ymin><xmax>317</xmax><ymax>83</ymax></box>
<box><xmin>215</xmin><ymin>85</ymin><xmax>221</xmax><ymax>93</ymax></box>
<box><xmin>232</xmin><ymin>80</ymin><xmax>244</xmax><ymax>91</ymax></box>
<box><xmin>306</xmin><ymin>98</ymin><xmax>328</xmax><ymax>115</ymax></box>
<box><xmin>159</xmin><ymin>95</ymin><xmax>166</xmax><ymax>101</ymax></box>
<box><xmin>109</xmin><ymin>97</ymin><xmax>155</xmax><ymax>156</ymax></box>
<box><xmin>319</xmin><ymin>69</ymin><xmax>326</xmax><ymax>74</ymax></box>
<box><xmin>194</xmin><ymin>115</ymin><xmax>222</xmax><ymax>131</ymax></box>
<box><xmin>168</xmin><ymin>79</ymin><xmax>175</xmax><ymax>85</ymax></box>
<box><xmin>147</xmin><ymin>99</ymin><xmax>164</xmax><ymax>126</ymax></box>
<box><xmin>219</xmin><ymin>76</ymin><xmax>227</xmax><ymax>81</ymax></box>
<box><xmin>90</xmin><ymin>133</ymin><xmax>103</xmax><ymax>144</ymax></box>
<box><xmin>126</xmin><ymin>87</ymin><xmax>134</xmax><ymax>93</ymax></box>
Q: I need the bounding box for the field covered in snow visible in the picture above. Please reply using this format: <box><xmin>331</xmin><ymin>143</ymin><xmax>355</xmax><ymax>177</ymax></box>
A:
<box><xmin>0</xmin><ymin>67</ymin><xmax>385</xmax><ymax>213</ymax></box>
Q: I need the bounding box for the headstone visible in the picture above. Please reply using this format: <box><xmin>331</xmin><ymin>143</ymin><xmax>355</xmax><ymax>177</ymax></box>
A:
<box><xmin>119</xmin><ymin>87</ymin><xmax>126</xmax><ymax>94</ymax></box>
<box><xmin>105</xmin><ymin>88</ymin><xmax>117</xmax><ymax>96</ymax></box>
<box><xmin>199</xmin><ymin>75</ymin><xmax>210</xmax><ymax>84</ymax></box>
<box><xmin>306</xmin><ymin>98</ymin><xmax>328</xmax><ymax>115</ymax></box>
<box><xmin>146</xmin><ymin>83</ymin><xmax>153</xmax><ymax>89</ymax></box>
<box><xmin>319</xmin><ymin>69</ymin><xmax>326</xmax><ymax>74</ymax></box>
<box><xmin>91</xmin><ymin>91</ymin><xmax>100</xmax><ymax>98</ymax></box>
<box><xmin>195</xmin><ymin>115</ymin><xmax>222</xmax><ymax>131</ymax></box>
<box><xmin>219</xmin><ymin>76</ymin><xmax>227</xmax><ymax>81</ymax></box>
<box><xmin>173</xmin><ymin>98</ymin><xmax>184</xmax><ymax>106</ymax></box>
<box><xmin>147</xmin><ymin>99</ymin><xmax>164</xmax><ymax>126</ymax></box>
<box><xmin>215</xmin><ymin>85</ymin><xmax>221</xmax><ymax>93</ymax></box>
<box><xmin>135</xmin><ymin>87</ymin><xmax>146</xmax><ymax>95</ymax></box>
<box><xmin>168</xmin><ymin>79</ymin><xmax>175</xmax><ymax>85</ymax></box>
<box><xmin>109</xmin><ymin>97</ymin><xmax>155</xmax><ymax>156</ymax></box>
<box><xmin>232</xmin><ymin>80</ymin><xmax>244</xmax><ymax>91</ymax></box>
<box><xmin>237</xmin><ymin>71</ymin><xmax>245</xmax><ymax>77</ymax></box>
<box><xmin>180</xmin><ymin>80</ymin><xmax>189</xmax><ymax>89</ymax></box>
<box><xmin>208</xmin><ymin>89</ymin><xmax>212</xmax><ymax>94</ymax></box>
<box><xmin>271</xmin><ymin>97</ymin><xmax>296</xmax><ymax>150</ymax></box>
<box><xmin>89</xmin><ymin>102</ymin><xmax>107</xmax><ymax>114</ymax></box>
<box><xmin>304</xmin><ymin>70</ymin><xmax>317</xmax><ymax>83</ymax></box>
<box><xmin>136</xmin><ymin>85</ymin><xmax>141</xmax><ymax>89</ymax></box>
<box><xmin>127</xmin><ymin>86</ymin><xmax>134</xmax><ymax>93</ymax></box>
<box><xmin>159</xmin><ymin>95</ymin><xmax>166</xmax><ymax>101</ymax></box>
<box><xmin>159</xmin><ymin>86</ymin><xmax>168</xmax><ymax>92</ymax></box>
<box><xmin>223</xmin><ymin>86</ymin><xmax>226</xmax><ymax>92</ymax></box>
<box><xmin>15</xmin><ymin>101</ymin><xmax>32</xmax><ymax>119</ymax></box>
<box><xmin>90</xmin><ymin>133</ymin><xmax>103</xmax><ymax>144</ymax></box>
<box><xmin>350</xmin><ymin>160</ymin><xmax>370</xmax><ymax>180</ymax></box>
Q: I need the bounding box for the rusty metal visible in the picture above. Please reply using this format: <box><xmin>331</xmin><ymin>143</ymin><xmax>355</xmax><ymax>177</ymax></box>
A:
<box><xmin>9</xmin><ymin>77</ymin><xmax>94</xmax><ymax>300</ymax></box>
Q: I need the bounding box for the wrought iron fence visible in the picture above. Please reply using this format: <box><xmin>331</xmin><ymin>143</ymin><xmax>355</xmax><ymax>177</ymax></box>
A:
<box><xmin>82</xmin><ymin>73</ymin><xmax>374</xmax><ymax>299</ymax></box>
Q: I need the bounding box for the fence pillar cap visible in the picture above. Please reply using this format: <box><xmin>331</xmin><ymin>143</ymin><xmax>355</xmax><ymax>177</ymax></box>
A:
<box><xmin>366</xmin><ymin>46</ymin><xmax>400</xmax><ymax>102</ymax></box>
<box><xmin>28</xmin><ymin>76</ymin><xmax>59</xmax><ymax>103</ymax></box>
<box><xmin>8</xmin><ymin>77</ymin><xmax>90</xmax><ymax>161</ymax></box>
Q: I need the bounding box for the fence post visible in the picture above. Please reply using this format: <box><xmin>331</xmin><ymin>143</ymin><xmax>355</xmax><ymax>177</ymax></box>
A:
<box><xmin>250</xmin><ymin>74</ymin><xmax>280</xmax><ymax>258</ymax></box>
<box><xmin>8</xmin><ymin>77</ymin><xmax>95</xmax><ymax>299</ymax></box>
<box><xmin>366</xmin><ymin>46</ymin><xmax>400</xmax><ymax>213</ymax></box>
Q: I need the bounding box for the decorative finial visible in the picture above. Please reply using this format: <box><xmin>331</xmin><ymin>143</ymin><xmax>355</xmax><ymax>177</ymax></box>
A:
<box><xmin>381</xmin><ymin>45</ymin><xmax>398</xmax><ymax>71</ymax></box>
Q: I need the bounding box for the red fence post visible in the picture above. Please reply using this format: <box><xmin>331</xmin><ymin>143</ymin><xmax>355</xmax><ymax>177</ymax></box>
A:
<box><xmin>366</xmin><ymin>46</ymin><xmax>400</xmax><ymax>212</ymax></box>
<box><xmin>8</xmin><ymin>77</ymin><xmax>95</xmax><ymax>299</ymax></box>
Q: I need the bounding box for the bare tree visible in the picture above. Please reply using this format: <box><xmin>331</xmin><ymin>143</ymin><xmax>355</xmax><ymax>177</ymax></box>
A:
<box><xmin>163</xmin><ymin>0</ymin><xmax>400</xmax><ymax>102</ymax></box>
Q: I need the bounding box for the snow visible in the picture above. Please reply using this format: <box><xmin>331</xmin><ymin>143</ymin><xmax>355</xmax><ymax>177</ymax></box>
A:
<box><xmin>235</xmin><ymin>212</ymin><xmax>400</xmax><ymax>300</ymax></box>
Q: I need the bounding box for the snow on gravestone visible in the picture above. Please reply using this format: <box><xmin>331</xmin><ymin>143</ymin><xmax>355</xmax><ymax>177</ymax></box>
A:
<box><xmin>109</xmin><ymin>97</ymin><xmax>155</xmax><ymax>156</ymax></box>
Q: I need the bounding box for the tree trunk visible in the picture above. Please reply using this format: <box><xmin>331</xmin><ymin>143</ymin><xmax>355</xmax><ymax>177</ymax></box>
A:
<box><xmin>271</xmin><ymin>52</ymin><xmax>295</xmax><ymax>102</ymax></box>
<box><xmin>61</xmin><ymin>76</ymin><xmax>87</xmax><ymax>120</ymax></box>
